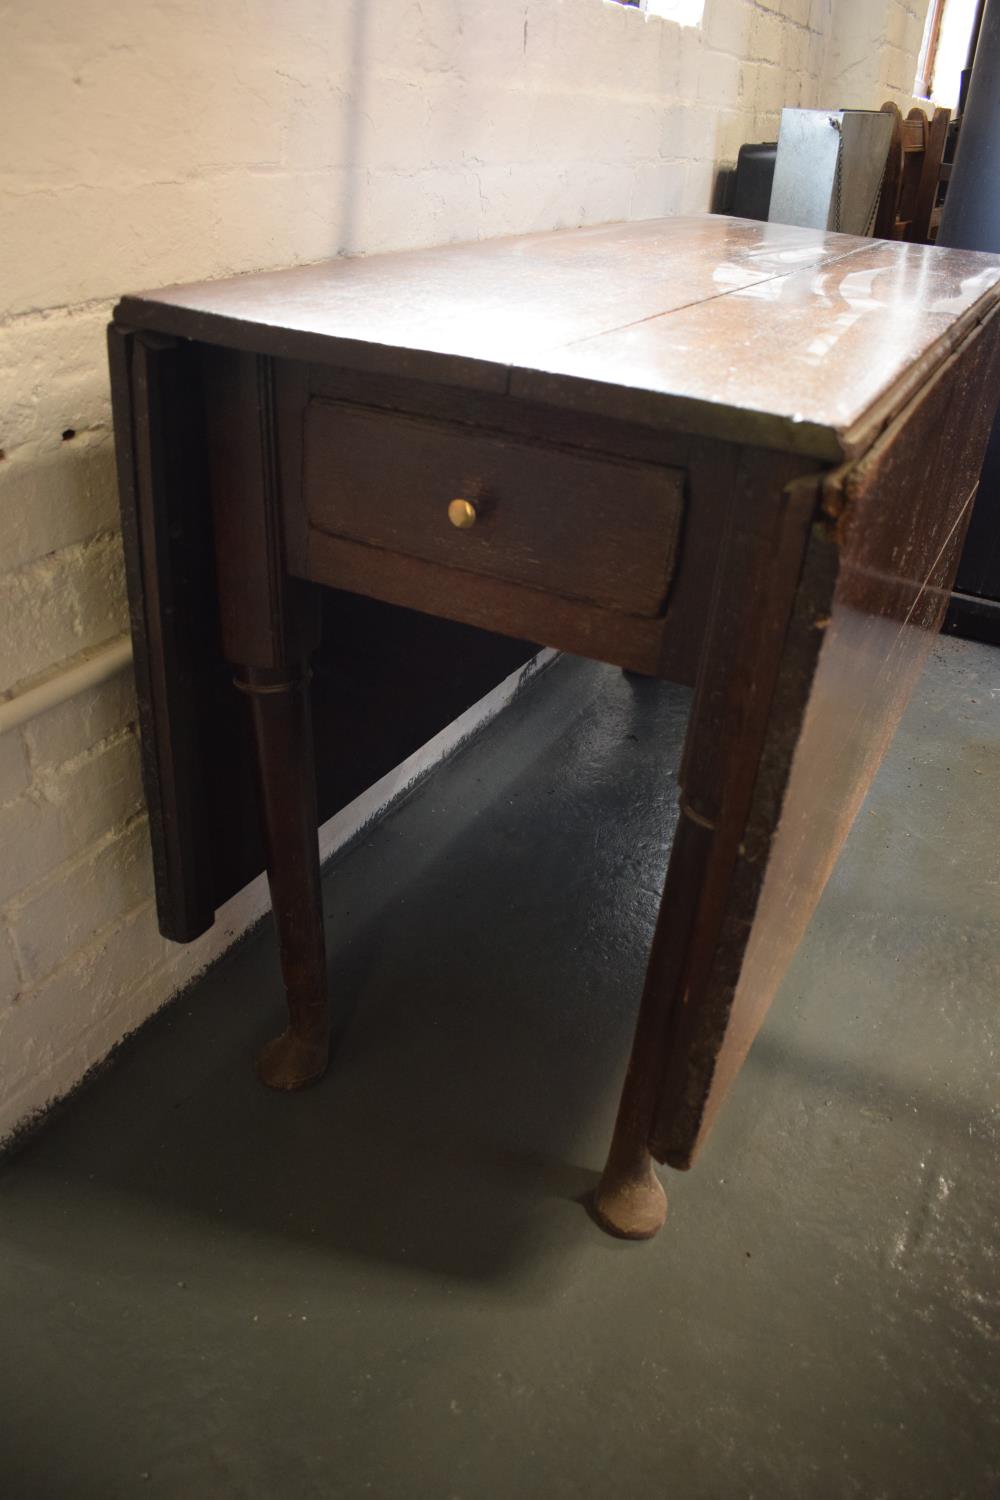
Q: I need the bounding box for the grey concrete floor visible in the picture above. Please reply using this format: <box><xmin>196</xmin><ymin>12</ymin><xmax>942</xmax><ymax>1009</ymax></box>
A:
<box><xmin>1</xmin><ymin>636</ymin><xmax>998</xmax><ymax>1499</ymax></box>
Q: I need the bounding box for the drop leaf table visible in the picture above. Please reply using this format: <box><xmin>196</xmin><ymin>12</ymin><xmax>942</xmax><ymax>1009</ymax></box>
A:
<box><xmin>109</xmin><ymin>216</ymin><xmax>1000</xmax><ymax>1238</ymax></box>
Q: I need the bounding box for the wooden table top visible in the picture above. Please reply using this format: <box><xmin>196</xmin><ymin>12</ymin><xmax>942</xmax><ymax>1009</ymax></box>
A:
<box><xmin>115</xmin><ymin>215</ymin><xmax>1000</xmax><ymax>462</ymax></box>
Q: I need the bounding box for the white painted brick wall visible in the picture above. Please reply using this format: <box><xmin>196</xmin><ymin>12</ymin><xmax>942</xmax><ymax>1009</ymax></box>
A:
<box><xmin>0</xmin><ymin>0</ymin><xmax>929</xmax><ymax>1141</ymax></box>
<box><xmin>0</xmin><ymin>731</ymin><xmax>144</xmax><ymax>909</ymax></box>
<box><xmin>822</xmin><ymin>0</ymin><xmax>932</xmax><ymax>107</ymax></box>
<box><xmin>10</xmin><ymin>817</ymin><xmax>153</xmax><ymax>986</ymax></box>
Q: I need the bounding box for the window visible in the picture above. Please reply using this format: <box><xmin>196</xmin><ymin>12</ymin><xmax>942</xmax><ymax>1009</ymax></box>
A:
<box><xmin>915</xmin><ymin>0</ymin><xmax>981</xmax><ymax>107</ymax></box>
<box><xmin>610</xmin><ymin>0</ymin><xmax>705</xmax><ymax>28</ymax></box>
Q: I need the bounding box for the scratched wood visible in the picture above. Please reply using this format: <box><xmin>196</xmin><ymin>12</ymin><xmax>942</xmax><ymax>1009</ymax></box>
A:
<box><xmin>109</xmin><ymin>218</ymin><xmax>1000</xmax><ymax>1231</ymax></box>
<box><xmin>650</xmin><ymin>304</ymin><xmax>1000</xmax><ymax>1166</ymax></box>
<box><xmin>114</xmin><ymin>216</ymin><xmax>1000</xmax><ymax>462</ymax></box>
<box><xmin>303</xmin><ymin>399</ymin><xmax>684</xmax><ymax>615</ymax></box>
<box><xmin>109</xmin><ymin>334</ymin><xmax>537</xmax><ymax>942</ymax></box>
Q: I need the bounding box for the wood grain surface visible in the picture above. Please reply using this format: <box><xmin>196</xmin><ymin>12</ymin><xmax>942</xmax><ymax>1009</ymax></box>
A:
<box><xmin>114</xmin><ymin>216</ymin><xmax>1000</xmax><ymax>461</ymax></box>
<box><xmin>303</xmin><ymin>399</ymin><xmax>684</xmax><ymax>615</ymax></box>
<box><xmin>651</xmin><ymin>304</ymin><xmax>1000</xmax><ymax>1165</ymax></box>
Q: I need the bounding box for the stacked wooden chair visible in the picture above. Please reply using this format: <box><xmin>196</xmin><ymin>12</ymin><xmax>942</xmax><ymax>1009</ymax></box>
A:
<box><xmin>874</xmin><ymin>100</ymin><xmax>952</xmax><ymax>244</ymax></box>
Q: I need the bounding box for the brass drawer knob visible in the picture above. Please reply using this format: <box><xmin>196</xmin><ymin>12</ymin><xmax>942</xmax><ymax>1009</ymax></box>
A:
<box><xmin>448</xmin><ymin>497</ymin><xmax>478</xmax><ymax>529</ymax></box>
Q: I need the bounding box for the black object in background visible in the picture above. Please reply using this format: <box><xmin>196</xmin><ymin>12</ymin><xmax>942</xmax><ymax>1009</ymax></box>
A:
<box><xmin>732</xmin><ymin>143</ymin><xmax>777</xmax><ymax>221</ymax></box>
<box><xmin>939</xmin><ymin>0</ymin><xmax>1000</xmax><ymax>644</ymax></box>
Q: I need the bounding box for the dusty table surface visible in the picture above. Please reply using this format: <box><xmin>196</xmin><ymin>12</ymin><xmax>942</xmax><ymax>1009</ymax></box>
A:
<box><xmin>116</xmin><ymin>214</ymin><xmax>1000</xmax><ymax>460</ymax></box>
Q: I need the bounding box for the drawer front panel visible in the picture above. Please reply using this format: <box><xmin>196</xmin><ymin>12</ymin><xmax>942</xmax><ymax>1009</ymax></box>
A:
<box><xmin>303</xmin><ymin>400</ymin><xmax>684</xmax><ymax>617</ymax></box>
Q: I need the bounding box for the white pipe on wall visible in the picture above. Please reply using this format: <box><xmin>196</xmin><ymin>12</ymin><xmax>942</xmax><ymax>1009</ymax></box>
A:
<box><xmin>0</xmin><ymin>635</ymin><xmax>133</xmax><ymax>737</ymax></box>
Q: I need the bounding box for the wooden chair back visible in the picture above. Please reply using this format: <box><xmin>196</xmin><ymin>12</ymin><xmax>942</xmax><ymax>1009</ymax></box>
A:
<box><xmin>874</xmin><ymin>101</ymin><xmax>951</xmax><ymax>243</ymax></box>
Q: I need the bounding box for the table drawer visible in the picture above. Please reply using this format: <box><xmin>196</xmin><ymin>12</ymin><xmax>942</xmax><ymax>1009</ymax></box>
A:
<box><xmin>302</xmin><ymin>400</ymin><xmax>684</xmax><ymax>617</ymax></box>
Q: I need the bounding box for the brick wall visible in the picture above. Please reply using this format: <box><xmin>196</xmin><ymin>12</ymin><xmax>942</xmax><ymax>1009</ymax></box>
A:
<box><xmin>0</xmin><ymin>0</ymin><xmax>929</xmax><ymax>1141</ymax></box>
<box><xmin>823</xmin><ymin>0</ymin><xmax>931</xmax><ymax>106</ymax></box>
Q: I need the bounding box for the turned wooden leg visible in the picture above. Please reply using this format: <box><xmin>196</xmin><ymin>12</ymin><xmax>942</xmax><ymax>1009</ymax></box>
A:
<box><xmin>593</xmin><ymin>967</ymin><xmax>670</xmax><ymax>1240</ymax></box>
<box><xmin>236</xmin><ymin>664</ymin><xmax>330</xmax><ymax>1090</ymax></box>
<box><xmin>594</xmin><ymin>814</ymin><xmax>709</xmax><ymax>1239</ymax></box>
<box><xmin>596</xmin><ymin>458</ymin><xmax>823</xmax><ymax>1239</ymax></box>
<box><xmin>200</xmin><ymin>346</ymin><xmax>327</xmax><ymax>1086</ymax></box>
<box><xmin>593</xmin><ymin>1137</ymin><xmax>667</xmax><ymax>1240</ymax></box>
